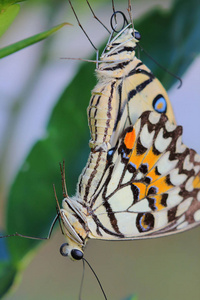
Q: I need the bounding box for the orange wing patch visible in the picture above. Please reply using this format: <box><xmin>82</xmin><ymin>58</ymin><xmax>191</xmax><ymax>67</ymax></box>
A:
<box><xmin>124</xmin><ymin>128</ymin><xmax>136</xmax><ymax>150</ymax></box>
<box><xmin>147</xmin><ymin>168</ymin><xmax>160</xmax><ymax>183</ymax></box>
<box><xmin>132</xmin><ymin>182</ymin><xmax>147</xmax><ymax>200</ymax></box>
<box><xmin>142</xmin><ymin>146</ymin><xmax>161</xmax><ymax>171</ymax></box>
<box><xmin>129</xmin><ymin>147</ymin><xmax>146</xmax><ymax>169</ymax></box>
<box><xmin>148</xmin><ymin>176</ymin><xmax>174</xmax><ymax>195</ymax></box>
<box><xmin>193</xmin><ymin>175</ymin><xmax>200</xmax><ymax>189</ymax></box>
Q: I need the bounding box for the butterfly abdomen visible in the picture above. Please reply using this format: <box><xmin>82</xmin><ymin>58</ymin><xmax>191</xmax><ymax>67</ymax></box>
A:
<box><xmin>88</xmin><ymin>79</ymin><xmax>119</xmax><ymax>150</ymax></box>
<box><xmin>78</xmin><ymin>150</ymin><xmax>108</xmax><ymax>202</ymax></box>
<box><xmin>87</xmin><ymin>28</ymin><xmax>139</xmax><ymax>151</ymax></box>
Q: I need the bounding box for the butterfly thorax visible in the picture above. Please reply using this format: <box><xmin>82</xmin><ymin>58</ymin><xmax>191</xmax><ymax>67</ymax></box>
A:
<box><xmin>60</xmin><ymin>197</ymin><xmax>89</xmax><ymax>255</ymax></box>
<box><xmin>97</xmin><ymin>28</ymin><xmax>139</xmax><ymax>77</ymax></box>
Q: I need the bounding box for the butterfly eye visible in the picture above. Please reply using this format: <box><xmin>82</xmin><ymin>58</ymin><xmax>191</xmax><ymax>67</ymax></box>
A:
<box><xmin>71</xmin><ymin>249</ymin><xmax>83</xmax><ymax>260</ymax></box>
<box><xmin>133</xmin><ymin>30</ymin><xmax>141</xmax><ymax>40</ymax></box>
<box><xmin>153</xmin><ymin>95</ymin><xmax>167</xmax><ymax>113</ymax></box>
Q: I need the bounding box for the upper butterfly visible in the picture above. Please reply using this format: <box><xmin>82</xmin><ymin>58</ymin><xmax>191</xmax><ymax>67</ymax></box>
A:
<box><xmin>82</xmin><ymin>11</ymin><xmax>177</xmax><ymax>202</ymax></box>
<box><xmin>87</xmin><ymin>11</ymin><xmax>176</xmax><ymax>152</ymax></box>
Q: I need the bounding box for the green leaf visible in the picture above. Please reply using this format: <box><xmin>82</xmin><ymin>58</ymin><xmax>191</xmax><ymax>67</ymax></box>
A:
<box><xmin>0</xmin><ymin>22</ymin><xmax>70</xmax><ymax>58</ymax></box>
<box><xmin>136</xmin><ymin>0</ymin><xmax>200</xmax><ymax>89</ymax></box>
<box><xmin>0</xmin><ymin>0</ymin><xmax>26</xmax><ymax>6</ymax></box>
<box><xmin>0</xmin><ymin>4</ymin><xmax>20</xmax><ymax>37</ymax></box>
<box><xmin>0</xmin><ymin>262</ymin><xmax>17</xmax><ymax>298</ymax></box>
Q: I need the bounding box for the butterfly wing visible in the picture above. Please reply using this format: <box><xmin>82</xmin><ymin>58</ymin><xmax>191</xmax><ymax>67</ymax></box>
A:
<box><xmin>87</xmin><ymin>111</ymin><xmax>200</xmax><ymax>240</ymax></box>
<box><xmin>109</xmin><ymin>57</ymin><xmax>176</xmax><ymax>147</ymax></box>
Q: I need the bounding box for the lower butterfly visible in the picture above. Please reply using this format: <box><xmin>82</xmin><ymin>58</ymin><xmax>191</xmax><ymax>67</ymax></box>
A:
<box><xmin>57</xmin><ymin>110</ymin><xmax>200</xmax><ymax>260</ymax></box>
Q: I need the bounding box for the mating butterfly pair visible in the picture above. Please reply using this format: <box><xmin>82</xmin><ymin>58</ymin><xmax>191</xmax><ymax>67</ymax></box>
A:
<box><xmin>2</xmin><ymin>3</ymin><xmax>200</xmax><ymax>265</ymax></box>
<box><xmin>56</xmin><ymin>12</ymin><xmax>200</xmax><ymax>260</ymax></box>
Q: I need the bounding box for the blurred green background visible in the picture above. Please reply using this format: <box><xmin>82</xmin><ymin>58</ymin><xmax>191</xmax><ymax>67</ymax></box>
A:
<box><xmin>0</xmin><ymin>0</ymin><xmax>200</xmax><ymax>299</ymax></box>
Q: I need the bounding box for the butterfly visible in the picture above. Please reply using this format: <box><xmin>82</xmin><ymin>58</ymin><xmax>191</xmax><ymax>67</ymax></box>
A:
<box><xmin>82</xmin><ymin>10</ymin><xmax>177</xmax><ymax>209</ymax></box>
<box><xmin>87</xmin><ymin>12</ymin><xmax>176</xmax><ymax>152</ymax></box>
<box><xmin>59</xmin><ymin>110</ymin><xmax>200</xmax><ymax>260</ymax></box>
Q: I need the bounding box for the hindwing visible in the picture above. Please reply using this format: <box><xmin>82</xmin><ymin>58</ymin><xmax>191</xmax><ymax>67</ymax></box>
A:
<box><xmin>87</xmin><ymin>111</ymin><xmax>200</xmax><ymax>240</ymax></box>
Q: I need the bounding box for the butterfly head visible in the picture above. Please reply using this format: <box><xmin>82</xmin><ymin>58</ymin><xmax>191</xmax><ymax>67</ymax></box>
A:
<box><xmin>59</xmin><ymin>241</ymin><xmax>83</xmax><ymax>261</ymax></box>
<box><xmin>58</xmin><ymin>196</ymin><xmax>88</xmax><ymax>261</ymax></box>
<box><xmin>100</xmin><ymin>24</ymin><xmax>141</xmax><ymax>65</ymax></box>
<box><xmin>110</xmin><ymin>27</ymin><xmax>141</xmax><ymax>46</ymax></box>
<box><xmin>108</xmin><ymin>10</ymin><xmax>141</xmax><ymax>47</ymax></box>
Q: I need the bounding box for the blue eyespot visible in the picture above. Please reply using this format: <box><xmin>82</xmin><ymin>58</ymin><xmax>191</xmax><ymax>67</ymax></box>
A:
<box><xmin>107</xmin><ymin>147</ymin><xmax>115</xmax><ymax>162</ymax></box>
<box><xmin>136</xmin><ymin>213</ymin><xmax>154</xmax><ymax>233</ymax></box>
<box><xmin>153</xmin><ymin>95</ymin><xmax>167</xmax><ymax>113</ymax></box>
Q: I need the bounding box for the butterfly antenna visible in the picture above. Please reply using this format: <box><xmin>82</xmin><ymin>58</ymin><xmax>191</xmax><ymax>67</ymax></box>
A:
<box><xmin>127</xmin><ymin>0</ymin><xmax>135</xmax><ymax>33</ymax></box>
<box><xmin>86</xmin><ymin>0</ymin><xmax>110</xmax><ymax>34</ymax></box>
<box><xmin>78</xmin><ymin>259</ymin><xmax>86</xmax><ymax>300</ymax></box>
<box><xmin>111</xmin><ymin>0</ymin><xmax>117</xmax><ymax>24</ymax></box>
<box><xmin>0</xmin><ymin>185</ymin><xmax>61</xmax><ymax>241</ymax></box>
<box><xmin>138</xmin><ymin>44</ymin><xmax>182</xmax><ymax>88</ymax></box>
<box><xmin>0</xmin><ymin>209</ymin><xmax>59</xmax><ymax>240</ymax></box>
<box><xmin>53</xmin><ymin>183</ymin><xmax>65</xmax><ymax>235</ymax></box>
<box><xmin>111</xmin><ymin>1</ymin><xmax>131</xmax><ymax>33</ymax></box>
<box><xmin>59</xmin><ymin>161</ymin><xmax>68</xmax><ymax>198</ymax></box>
<box><xmin>68</xmin><ymin>0</ymin><xmax>97</xmax><ymax>52</ymax></box>
<box><xmin>82</xmin><ymin>257</ymin><xmax>107</xmax><ymax>300</ymax></box>
<box><xmin>53</xmin><ymin>184</ymin><xmax>62</xmax><ymax>214</ymax></box>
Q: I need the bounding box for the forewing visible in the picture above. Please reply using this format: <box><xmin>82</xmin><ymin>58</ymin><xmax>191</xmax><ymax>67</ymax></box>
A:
<box><xmin>88</xmin><ymin>111</ymin><xmax>200</xmax><ymax>240</ymax></box>
<box><xmin>110</xmin><ymin>58</ymin><xmax>176</xmax><ymax>147</ymax></box>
